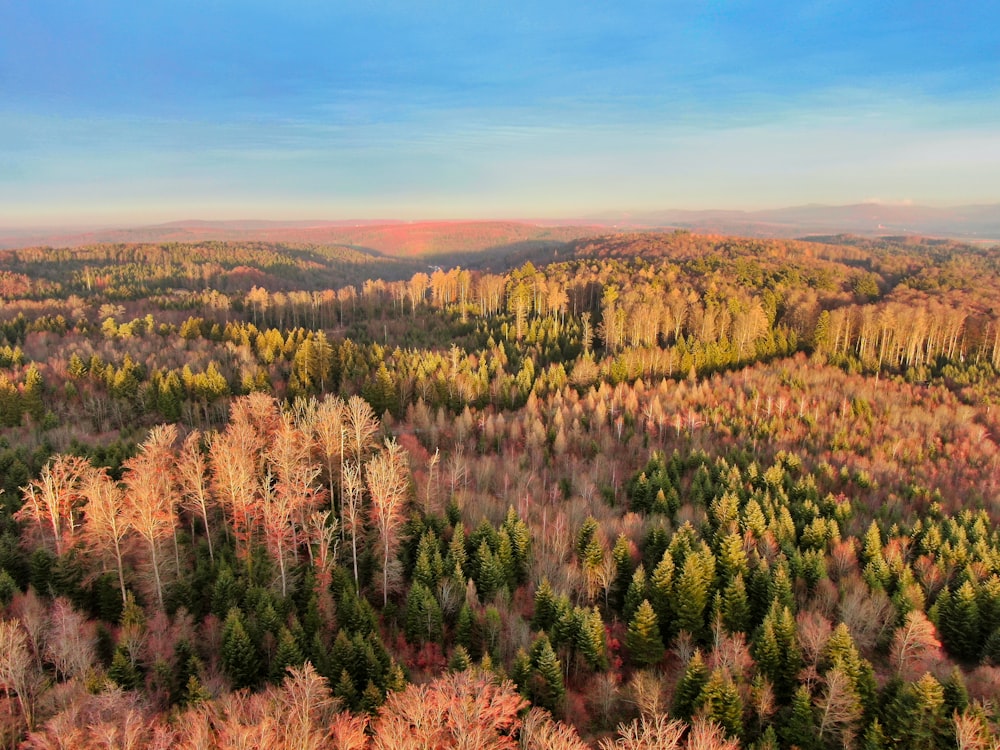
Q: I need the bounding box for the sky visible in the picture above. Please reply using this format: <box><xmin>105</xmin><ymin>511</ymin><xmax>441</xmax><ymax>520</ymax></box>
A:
<box><xmin>2</xmin><ymin>1</ymin><xmax>999</xmax><ymax>226</ymax></box>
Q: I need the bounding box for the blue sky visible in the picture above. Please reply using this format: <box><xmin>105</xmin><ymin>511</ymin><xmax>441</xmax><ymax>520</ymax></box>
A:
<box><xmin>2</xmin><ymin>1</ymin><xmax>999</xmax><ymax>225</ymax></box>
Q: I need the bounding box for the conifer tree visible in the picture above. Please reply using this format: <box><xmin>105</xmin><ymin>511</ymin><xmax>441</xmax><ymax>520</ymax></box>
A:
<box><xmin>721</xmin><ymin>573</ymin><xmax>751</xmax><ymax>634</ymax></box>
<box><xmin>672</xmin><ymin>649</ymin><xmax>709</xmax><ymax>720</ymax></box>
<box><xmin>221</xmin><ymin>607</ymin><xmax>259</xmax><ymax>690</ymax></box>
<box><xmin>577</xmin><ymin>606</ymin><xmax>608</xmax><ymax>671</ymax></box>
<box><xmin>270</xmin><ymin>626</ymin><xmax>305</xmax><ymax>682</ymax></box>
<box><xmin>937</xmin><ymin>581</ymin><xmax>982</xmax><ymax>661</ymax></box>
<box><xmin>674</xmin><ymin>548</ymin><xmax>714</xmax><ymax>642</ymax></box>
<box><xmin>626</xmin><ymin>600</ymin><xmax>664</xmax><ymax>667</ymax></box>
<box><xmin>700</xmin><ymin>668</ymin><xmax>744</xmax><ymax>738</ymax></box>
<box><xmin>780</xmin><ymin>686</ymin><xmax>818</xmax><ymax>750</ymax></box>
<box><xmin>649</xmin><ymin>549</ymin><xmax>675</xmax><ymax>639</ymax></box>
<box><xmin>529</xmin><ymin>634</ymin><xmax>565</xmax><ymax>714</ymax></box>
<box><xmin>449</xmin><ymin>645</ymin><xmax>472</xmax><ymax>672</ymax></box>
<box><xmin>623</xmin><ymin>564</ymin><xmax>649</xmax><ymax>623</ymax></box>
<box><xmin>533</xmin><ymin>577</ymin><xmax>558</xmax><ymax>632</ymax></box>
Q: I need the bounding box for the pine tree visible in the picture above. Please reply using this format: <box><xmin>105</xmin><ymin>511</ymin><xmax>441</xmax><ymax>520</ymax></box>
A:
<box><xmin>610</xmin><ymin>533</ymin><xmax>634</xmax><ymax>611</ymax></box>
<box><xmin>623</xmin><ymin>564</ymin><xmax>648</xmax><ymax>623</ymax></box>
<box><xmin>716</xmin><ymin>530</ymin><xmax>748</xmax><ymax>583</ymax></box>
<box><xmin>413</xmin><ymin>530</ymin><xmax>443</xmax><ymax>589</ymax></box>
<box><xmin>860</xmin><ymin>719</ymin><xmax>887</xmax><ymax>750</ymax></box>
<box><xmin>334</xmin><ymin>668</ymin><xmax>359</xmax><ymax>709</ymax></box>
<box><xmin>780</xmin><ymin>685</ymin><xmax>818</xmax><ymax>750</ymax></box>
<box><xmin>937</xmin><ymin>581</ymin><xmax>982</xmax><ymax>662</ymax></box>
<box><xmin>455</xmin><ymin>603</ymin><xmax>478</xmax><ymax>656</ymax></box>
<box><xmin>649</xmin><ymin>549</ymin><xmax>675</xmax><ymax>640</ymax></box>
<box><xmin>529</xmin><ymin>634</ymin><xmax>565</xmax><ymax>714</ymax></box>
<box><xmin>449</xmin><ymin>645</ymin><xmax>472</xmax><ymax>672</ymax></box>
<box><xmin>108</xmin><ymin>645</ymin><xmax>141</xmax><ymax>690</ymax></box>
<box><xmin>221</xmin><ymin>607</ymin><xmax>259</xmax><ymax>690</ymax></box>
<box><xmin>502</xmin><ymin>507</ymin><xmax>531</xmax><ymax>584</ymax></box>
<box><xmin>576</xmin><ymin>606</ymin><xmax>607</xmax><ymax>671</ymax></box>
<box><xmin>270</xmin><ymin>626</ymin><xmax>305</xmax><ymax>682</ymax></box>
<box><xmin>674</xmin><ymin>548</ymin><xmax>714</xmax><ymax>643</ymax></box>
<box><xmin>672</xmin><ymin>649</ymin><xmax>709</xmax><ymax>720</ymax></box>
<box><xmin>404</xmin><ymin>582</ymin><xmax>443</xmax><ymax>644</ymax></box>
<box><xmin>753</xmin><ymin>603</ymin><xmax>802</xmax><ymax>701</ymax></box>
<box><xmin>533</xmin><ymin>577</ymin><xmax>558</xmax><ymax>631</ymax></box>
<box><xmin>700</xmin><ymin>669</ymin><xmax>744</xmax><ymax>738</ymax></box>
<box><xmin>626</xmin><ymin>600</ymin><xmax>664</xmax><ymax>667</ymax></box>
<box><xmin>721</xmin><ymin>573</ymin><xmax>751</xmax><ymax>633</ymax></box>
<box><xmin>474</xmin><ymin>539</ymin><xmax>506</xmax><ymax>601</ymax></box>
<box><xmin>445</xmin><ymin>522</ymin><xmax>467</xmax><ymax>580</ymax></box>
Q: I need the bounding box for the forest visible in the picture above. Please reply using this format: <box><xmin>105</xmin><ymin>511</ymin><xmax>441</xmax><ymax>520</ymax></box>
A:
<box><xmin>0</xmin><ymin>229</ymin><xmax>998</xmax><ymax>749</ymax></box>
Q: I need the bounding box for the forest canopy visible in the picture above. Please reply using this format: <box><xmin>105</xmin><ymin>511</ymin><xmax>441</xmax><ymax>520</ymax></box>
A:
<box><xmin>0</xmin><ymin>231</ymin><xmax>998</xmax><ymax>748</ymax></box>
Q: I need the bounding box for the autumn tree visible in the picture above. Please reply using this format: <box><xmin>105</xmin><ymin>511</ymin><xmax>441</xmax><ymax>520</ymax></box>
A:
<box><xmin>122</xmin><ymin>425</ymin><xmax>179</xmax><ymax>610</ymax></box>
<box><xmin>15</xmin><ymin>454</ymin><xmax>91</xmax><ymax>556</ymax></box>
<box><xmin>367</xmin><ymin>438</ymin><xmax>410</xmax><ymax>606</ymax></box>
<box><xmin>80</xmin><ymin>466</ymin><xmax>131</xmax><ymax>604</ymax></box>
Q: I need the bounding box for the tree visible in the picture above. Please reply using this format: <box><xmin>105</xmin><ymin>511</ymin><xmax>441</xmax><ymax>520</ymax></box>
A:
<box><xmin>15</xmin><ymin>454</ymin><xmax>91</xmax><ymax>556</ymax></box>
<box><xmin>265</xmin><ymin>413</ymin><xmax>324</xmax><ymax>596</ymax></box>
<box><xmin>311</xmin><ymin>396</ymin><xmax>346</xmax><ymax>519</ymax></box>
<box><xmin>175</xmin><ymin>430</ymin><xmax>215</xmax><ymax>562</ymax></box>
<box><xmin>0</xmin><ymin>619</ymin><xmax>39</xmax><ymax>731</ymax></box>
<box><xmin>221</xmin><ymin>607</ymin><xmax>259</xmax><ymax>691</ymax></box>
<box><xmin>529</xmin><ymin>634</ymin><xmax>565</xmax><ymax>714</ymax></box>
<box><xmin>367</xmin><ymin>438</ymin><xmax>409</xmax><ymax>606</ymax></box>
<box><xmin>342</xmin><ymin>460</ymin><xmax>365</xmax><ymax>588</ymax></box>
<box><xmin>673</xmin><ymin>649</ymin><xmax>709</xmax><ymax>721</ymax></box>
<box><xmin>890</xmin><ymin>610</ymin><xmax>941</xmax><ymax>680</ymax></box>
<box><xmin>371</xmin><ymin>672</ymin><xmax>527</xmax><ymax>749</ymax></box>
<box><xmin>626</xmin><ymin>600</ymin><xmax>664</xmax><ymax>667</ymax></box>
<box><xmin>123</xmin><ymin>425</ymin><xmax>178</xmax><ymax>610</ymax></box>
<box><xmin>815</xmin><ymin>666</ymin><xmax>862</xmax><ymax>749</ymax></box>
<box><xmin>80</xmin><ymin>466</ymin><xmax>131</xmax><ymax>604</ymax></box>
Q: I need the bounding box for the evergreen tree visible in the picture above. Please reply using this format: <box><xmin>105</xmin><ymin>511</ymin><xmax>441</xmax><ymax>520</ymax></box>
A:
<box><xmin>533</xmin><ymin>577</ymin><xmax>558</xmax><ymax>631</ymax></box>
<box><xmin>609</xmin><ymin>533</ymin><xmax>634</xmax><ymax>611</ymax></box>
<box><xmin>404</xmin><ymin>581</ymin><xmax>443</xmax><ymax>644</ymax></box>
<box><xmin>270</xmin><ymin>626</ymin><xmax>305</xmax><ymax>682</ymax></box>
<box><xmin>529</xmin><ymin>634</ymin><xmax>565</xmax><ymax>714</ymax></box>
<box><xmin>455</xmin><ymin>603</ymin><xmax>478</xmax><ymax>656</ymax></box>
<box><xmin>108</xmin><ymin>645</ymin><xmax>142</xmax><ymax>690</ymax></box>
<box><xmin>753</xmin><ymin>602</ymin><xmax>802</xmax><ymax>701</ymax></box>
<box><xmin>672</xmin><ymin>649</ymin><xmax>709</xmax><ymax>720</ymax></box>
<box><xmin>413</xmin><ymin>530</ymin><xmax>443</xmax><ymax>589</ymax></box>
<box><xmin>937</xmin><ymin>581</ymin><xmax>982</xmax><ymax>662</ymax></box>
<box><xmin>502</xmin><ymin>507</ymin><xmax>531</xmax><ymax>583</ymax></box>
<box><xmin>674</xmin><ymin>548</ymin><xmax>715</xmax><ymax>642</ymax></box>
<box><xmin>576</xmin><ymin>606</ymin><xmax>607</xmax><ymax>671</ymax></box>
<box><xmin>334</xmin><ymin>668</ymin><xmax>359</xmax><ymax>709</ymax></box>
<box><xmin>446</xmin><ymin>522</ymin><xmax>467</xmax><ymax>580</ymax></box>
<box><xmin>721</xmin><ymin>573</ymin><xmax>751</xmax><ymax>633</ymax></box>
<box><xmin>649</xmin><ymin>548</ymin><xmax>675</xmax><ymax>640</ymax></box>
<box><xmin>474</xmin><ymin>539</ymin><xmax>506</xmax><ymax>601</ymax></box>
<box><xmin>623</xmin><ymin>564</ymin><xmax>648</xmax><ymax>623</ymax></box>
<box><xmin>780</xmin><ymin>686</ymin><xmax>819</xmax><ymax>750</ymax></box>
<box><xmin>626</xmin><ymin>599</ymin><xmax>664</xmax><ymax>667</ymax></box>
<box><xmin>221</xmin><ymin>607</ymin><xmax>260</xmax><ymax>690</ymax></box>
<box><xmin>700</xmin><ymin>669</ymin><xmax>744</xmax><ymax>738</ymax></box>
<box><xmin>449</xmin><ymin>645</ymin><xmax>472</xmax><ymax>672</ymax></box>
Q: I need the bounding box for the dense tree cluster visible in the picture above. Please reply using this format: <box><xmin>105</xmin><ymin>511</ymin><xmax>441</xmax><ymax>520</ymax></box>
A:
<box><xmin>0</xmin><ymin>231</ymin><xmax>998</xmax><ymax>747</ymax></box>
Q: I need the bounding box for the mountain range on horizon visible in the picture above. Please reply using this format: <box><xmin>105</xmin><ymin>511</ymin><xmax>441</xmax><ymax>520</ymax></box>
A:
<box><xmin>2</xmin><ymin>201</ymin><xmax>999</xmax><ymax>254</ymax></box>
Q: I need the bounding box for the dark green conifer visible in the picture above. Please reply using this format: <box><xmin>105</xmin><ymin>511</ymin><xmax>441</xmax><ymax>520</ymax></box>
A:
<box><xmin>221</xmin><ymin>607</ymin><xmax>259</xmax><ymax>690</ymax></box>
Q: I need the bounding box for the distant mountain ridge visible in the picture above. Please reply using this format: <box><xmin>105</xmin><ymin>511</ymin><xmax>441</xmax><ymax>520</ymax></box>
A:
<box><xmin>591</xmin><ymin>202</ymin><xmax>1000</xmax><ymax>240</ymax></box>
<box><xmin>1</xmin><ymin>202</ymin><xmax>998</xmax><ymax>253</ymax></box>
<box><xmin>0</xmin><ymin>220</ymin><xmax>601</xmax><ymax>256</ymax></box>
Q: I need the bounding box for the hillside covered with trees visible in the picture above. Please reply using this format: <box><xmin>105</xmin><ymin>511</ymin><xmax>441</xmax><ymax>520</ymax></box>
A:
<box><xmin>0</xmin><ymin>231</ymin><xmax>998</xmax><ymax>748</ymax></box>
